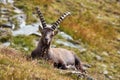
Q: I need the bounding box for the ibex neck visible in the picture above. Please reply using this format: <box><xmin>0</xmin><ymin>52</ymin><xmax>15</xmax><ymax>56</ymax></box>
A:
<box><xmin>37</xmin><ymin>39</ymin><xmax>51</xmax><ymax>58</ymax></box>
<box><xmin>38</xmin><ymin>39</ymin><xmax>51</xmax><ymax>49</ymax></box>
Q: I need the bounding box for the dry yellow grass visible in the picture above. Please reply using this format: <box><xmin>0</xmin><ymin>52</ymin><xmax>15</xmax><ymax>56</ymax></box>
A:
<box><xmin>0</xmin><ymin>46</ymin><xmax>73</xmax><ymax>80</ymax></box>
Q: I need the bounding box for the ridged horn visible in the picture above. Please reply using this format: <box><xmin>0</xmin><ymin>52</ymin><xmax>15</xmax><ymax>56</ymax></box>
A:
<box><xmin>35</xmin><ymin>7</ymin><xmax>47</xmax><ymax>28</ymax></box>
<box><xmin>51</xmin><ymin>11</ymin><xmax>71</xmax><ymax>30</ymax></box>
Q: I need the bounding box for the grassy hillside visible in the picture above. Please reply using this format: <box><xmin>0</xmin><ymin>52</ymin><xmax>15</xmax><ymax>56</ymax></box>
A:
<box><xmin>14</xmin><ymin>0</ymin><xmax>120</xmax><ymax>52</ymax></box>
<box><xmin>0</xmin><ymin>0</ymin><xmax>120</xmax><ymax>80</ymax></box>
<box><xmin>0</xmin><ymin>46</ymin><xmax>74</xmax><ymax>80</ymax></box>
<box><xmin>13</xmin><ymin>0</ymin><xmax>120</xmax><ymax>79</ymax></box>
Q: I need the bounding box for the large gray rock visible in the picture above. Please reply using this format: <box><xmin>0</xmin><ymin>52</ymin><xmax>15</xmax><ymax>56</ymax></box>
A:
<box><xmin>55</xmin><ymin>39</ymin><xmax>86</xmax><ymax>52</ymax></box>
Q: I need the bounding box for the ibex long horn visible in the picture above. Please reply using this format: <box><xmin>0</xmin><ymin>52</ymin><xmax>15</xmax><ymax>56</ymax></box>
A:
<box><xmin>51</xmin><ymin>11</ymin><xmax>71</xmax><ymax>30</ymax></box>
<box><xmin>35</xmin><ymin>7</ymin><xmax>47</xmax><ymax>28</ymax></box>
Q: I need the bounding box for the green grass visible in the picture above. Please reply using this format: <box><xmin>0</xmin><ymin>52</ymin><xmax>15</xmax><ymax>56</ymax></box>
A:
<box><xmin>11</xmin><ymin>35</ymin><xmax>36</xmax><ymax>54</ymax></box>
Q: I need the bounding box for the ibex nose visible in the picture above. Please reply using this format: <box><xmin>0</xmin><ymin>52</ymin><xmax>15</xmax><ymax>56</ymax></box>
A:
<box><xmin>45</xmin><ymin>38</ymin><xmax>48</xmax><ymax>41</ymax></box>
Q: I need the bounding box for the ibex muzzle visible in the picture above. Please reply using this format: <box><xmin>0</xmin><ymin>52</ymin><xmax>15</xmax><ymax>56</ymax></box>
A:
<box><xmin>31</xmin><ymin>7</ymin><xmax>85</xmax><ymax>73</ymax></box>
<box><xmin>40</xmin><ymin>27</ymin><xmax>57</xmax><ymax>45</ymax></box>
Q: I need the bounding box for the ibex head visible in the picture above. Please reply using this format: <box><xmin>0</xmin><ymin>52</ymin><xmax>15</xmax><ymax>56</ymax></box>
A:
<box><xmin>35</xmin><ymin>7</ymin><xmax>71</xmax><ymax>45</ymax></box>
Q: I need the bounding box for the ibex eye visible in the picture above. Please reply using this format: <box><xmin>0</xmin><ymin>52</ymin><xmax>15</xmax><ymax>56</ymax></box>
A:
<box><xmin>51</xmin><ymin>33</ymin><xmax>54</xmax><ymax>36</ymax></box>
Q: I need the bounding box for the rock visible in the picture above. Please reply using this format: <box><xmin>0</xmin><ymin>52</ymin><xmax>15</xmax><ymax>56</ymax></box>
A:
<box><xmin>105</xmin><ymin>74</ymin><xmax>113</xmax><ymax>80</ymax></box>
<box><xmin>95</xmin><ymin>55</ymin><xmax>102</xmax><ymax>61</ymax></box>
<box><xmin>0</xmin><ymin>23</ymin><xmax>15</xmax><ymax>29</ymax></box>
<box><xmin>24</xmin><ymin>47</ymin><xmax>29</xmax><ymax>51</ymax></box>
<box><xmin>101</xmin><ymin>64</ymin><xmax>107</xmax><ymax>69</ymax></box>
<box><xmin>13</xmin><ymin>6</ymin><xmax>23</xmax><ymax>14</ymax></box>
<box><xmin>0</xmin><ymin>8</ymin><xmax>8</xmax><ymax>14</ymax></box>
<box><xmin>56</xmin><ymin>40</ymin><xmax>76</xmax><ymax>47</ymax></box>
<box><xmin>2</xmin><ymin>42</ymin><xmax>10</xmax><ymax>46</ymax></box>
<box><xmin>116</xmin><ymin>36</ymin><xmax>120</xmax><ymax>41</ymax></box>
<box><xmin>110</xmin><ymin>64</ymin><xmax>114</xmax><ymax>69</ymax></box>
<box><xmin>7</xmin><ymin>0</ymin><xmax>14</xmax><ymax>4</ymax></box>
<box><xmin>56</xmin><ymin>0</ymin><xmax>61</xmax><ymax>2</ymax></box>
<box><xmin>117</xmin><ymin>51</ymin><xmax>120</xmax><ymax>54</ymax></box>
<box><xmin>0</xmin><ymin>0</ymin><xmax>14</xmax><ymax>4</ymax></box>
<box><xmin>87</xmin><ymin>76</ymin><xmax>94</xmax><ymax>80</ymax></box>
<box><xmin>108</xmin><ymin>76</ymin><xmax>113</xmax><ymax>79</ymax></box>
<box><xmin>103</xmin><ymin>70</ymin><xmax>108</xmax><ymax>74</ymax></box>
<box><xmin>82</xmin><ymin>64</ymin><xmax>91</xmax><ymax>70</ymax></box>
<box><xmin>30</xmin><ymin>32</ymin><xmax>41</xmax><ymax>37</ymax></box>
<box><xmin>79</xmin><ymin>48</ymin><xmax>87</xmax><ymax>53</ymax></box>
<box><xmin>0</xmin><ymin>0</ymin><xmax>7</xmax><ymax>4</ymax></box>
<box><xmin>83</xmin><ymin>64</ymin><xmax>91</xmax><ymax>68</ymax></box>
<box><xmin>12</xmin><ymin>23</ymin><xmax>40</xmax><ymax>36</ymax></box>
<box><xmin>58</xmin><ymin>32</ymin><xmax>73</xmax><ymax>40</ymax></box>
<box><xmin>12</xmin><ymin>14</ymin><xmax>26</xmax><ymax>28</ymax></box>
<box><xmin>90</xmin><ymin>52</ymin><xmax>96</xmax><ymax>57</ymax></box>
<box><xmin>55</xmin><ymin>39</ymin><xmax>86</xmax><ymax>52</ymax></box>
<box><xmin>102</xmin><ymin>51</ymin><xmax>109</xmax><ymax>56</ymax></box>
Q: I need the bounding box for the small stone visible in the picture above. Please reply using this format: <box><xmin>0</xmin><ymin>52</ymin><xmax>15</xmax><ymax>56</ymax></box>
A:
<box><xmin>95</xmin><ymin>55</ymin><xmax>102</xmax><ymax>61</ymax></box>
<box><xmin>79</xmin><ymin>48</ymin><xmax>87</xmax><ymax>53</ymax></box>
<box><xmin>24</xmin><ymin>47</ymin><xmax>29</xmax><ymax>51</ymax></box>
<box><xmin>117</xmin><ymin>51</ymin><xmax>120</xmax><ymax>54</ymax></box>
<box><xmin>108</xmin><ymin>76</ymin><xmax>113</xmax><ymax>79</ymax></box>
<box><xmin>110</xmin><ymin>65</ymin><xmax>114</xmax><ymax>69</ymax></box>
<box><xmin>103</xmin><ymin>70</ymin><xmax>108</xmax><ymax>74</ymax></box>
<box><xmin>116</xmin><ymin>36</ymin><xmax>120</xmax><ymax>41</ymax></box>
<box><xmin>91</xmin><ymin>52</ymin><xmax>96</xmax><ymax>57</ymax></box>
<box><xmin>58</xmin><ymin>32</ymin><xmax>73</xmax><ymax>40</ymax></box>
<box><xmin>105</xmin><ymin>74</ymin><xmax>113</xmax><ymax>79</ymax></box>
<box><xmin>56</xmin><ymin>0</ymin><xmax>61</xmax><ymax>2</ymax></box>
<box><xmin>102</xmin><ymin>51</ymin><xmax>109</xmax><ymax>56</ymax></box>
<box><xmin>87</xmin><ymin>76</ymin><xmax>94</xmax><ymax>80</ymax></box>
<box><xmin>101</xmin><ymin>64</ymin><xmax>107</xmax><ymax>69</ymax></box>
<box><xmin>83</xmin><ymin>64</ymin><xmax>91</xmax><ymax>68</ymax></box>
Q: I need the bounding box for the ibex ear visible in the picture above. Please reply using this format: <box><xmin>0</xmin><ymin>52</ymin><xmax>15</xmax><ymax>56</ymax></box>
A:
<box><xmin>39</xmin><ymin>25</ymin><xmax>43</xmax><ymax>33</ymax></box>
<box><xmin>54</xmin><ymin>30</ymin><xmax>59</xmax><ymax>35</ymax></box>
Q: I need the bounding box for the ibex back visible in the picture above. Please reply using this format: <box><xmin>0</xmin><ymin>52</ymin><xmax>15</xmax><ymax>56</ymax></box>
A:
<box><xmin>31</xmin><ymin>7</ymin><xmax>84</xmax><ymax>73</ymax></box>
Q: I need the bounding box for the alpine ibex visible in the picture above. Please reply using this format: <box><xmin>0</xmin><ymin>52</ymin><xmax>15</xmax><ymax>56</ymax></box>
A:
<box><xmin>31</xmin><ymin>7</ymin><xmax>84</xmax><ymax>73</ymax></box>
